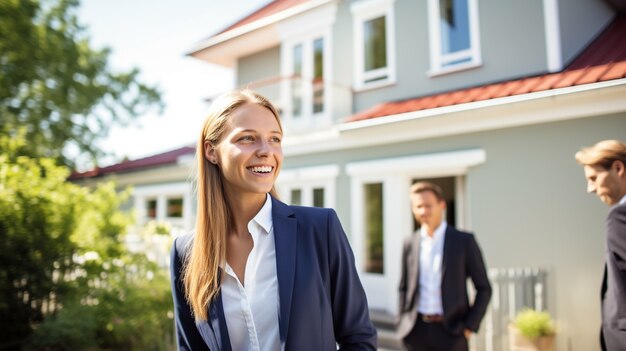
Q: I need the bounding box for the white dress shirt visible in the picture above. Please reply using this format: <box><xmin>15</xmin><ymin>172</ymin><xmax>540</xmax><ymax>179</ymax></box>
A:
<box><xmin>221</xmin><ymin>194</ymin><xmax>281</xmax><ymax>351</ymax></box>
<box><xmin>619</xmin><ymin>194</ymin><xmax>626</xmax><ymax>206</ymax></box>
<box><xmin>416</xmin><ymin>221</ymin><xmax>447</xmax><ymax>315</ymax></box>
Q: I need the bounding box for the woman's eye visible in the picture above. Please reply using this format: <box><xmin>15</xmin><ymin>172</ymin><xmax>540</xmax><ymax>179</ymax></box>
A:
<box><xmin>238</xmin><ymin>135</ymin><xmax>254</xmax><ymax>142</ymax></box>
<box><xmin>270</xmin><ymin>136</ymin><xmax>282</xmax><ymax>143</ymax></box>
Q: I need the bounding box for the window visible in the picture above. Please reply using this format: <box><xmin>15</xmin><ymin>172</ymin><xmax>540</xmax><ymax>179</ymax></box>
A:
<box><xmin>284</xmin><ymin>187</ymin><xmax>326</xmax><ymax>208</ymax></box>
<box><xmin>313</xmin><ymin>187</ymin><xmax>325</xmax><ymax>208</ymax></box>
<box><xmin>292</xmin><ymin>44</ymin><xmax>303</xmax><ymax>118</ymax></box>
<box><xmin>428</xmin><ymin>0</ymin><xmax>481</xmax><ymax>75</ymax></box>
<box><xmin>167</xmin><ymin>198</ymin><xmax>183</xmax><ymax>218</ymax></box>
<box><xmin>290</xmin><ymin>189</ymin><xmax>302</xmax><ymax>206</ymax></box>
<box><xmin>282</xmin><ymin>32</ymin><xmax>331</xmax><ymax>129</ymax></box>
<box><xmin>364</xmin><ymin>183</ymin><xmax>384</xmax><ymax>274</ymax></box>
<box><xmin>352</xmin><ymin>0</ymin><xmax>396</xmax><ymax>90</ymax></box>
<box><xmin>277</xmin><ymin>165</ymin><xmax>338</xmax><ymax>209</ymax></box>
<box><xmin>146</xmin><ymin>199</ymin><xmax>157</xmax><ymax>219</ymax></box>
<box><xmin>134</xmin><ymin>183</ymin><xmax>193</xmax><ymax>237</ymax></box>
<box><xmin>312</xmin><ymin>38</ymin><xmax>324</xmax><ymax>114</ymax></box>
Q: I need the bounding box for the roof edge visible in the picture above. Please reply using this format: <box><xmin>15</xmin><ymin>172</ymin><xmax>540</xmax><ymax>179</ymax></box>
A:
<box><xmin>186</xmin><ymin>0</ymin><xmax>333</xmax><ymax>58</ymax></box>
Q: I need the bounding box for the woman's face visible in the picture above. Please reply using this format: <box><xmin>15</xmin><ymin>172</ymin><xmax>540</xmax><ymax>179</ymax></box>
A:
<box><xmin>207</xmin><ymin>102</ymin><xmax>283</xmax><ymax>199</ymax></box>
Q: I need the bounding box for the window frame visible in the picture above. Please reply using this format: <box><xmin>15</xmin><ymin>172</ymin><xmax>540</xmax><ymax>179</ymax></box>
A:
<box><xmin>281</xmin><ymin>29</ymin><xmax>332</xmax><ymax>132</ymax></box>
<box><xmin>351</xmin><ymin>0</ymin><xmax>397</xmax><ymax>91</ymax></box>
<box><xmin>427</xmin><ymin>0</ymin><xmax>482</xmax><ymax>77</ymax></box>
<box><xmin>133</xmin><ymin>182</ymin><xmax>193</xmax><ymax>234</ymax></box>
<box><xmin>277</xmin><ymin>165</ymin><xmax>339</xmax><ymax>209</ymax></box>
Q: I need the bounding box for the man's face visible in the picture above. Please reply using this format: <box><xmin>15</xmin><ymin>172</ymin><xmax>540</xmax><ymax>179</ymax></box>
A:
<box><xmin>583</xmin><ymin>161</ymin><xmax>625</xmax><ymax>206</ymax></box>
<box><xmin>410</xmin><ymin>191</ymin><xmax>446</xmax><ymax>229</ymax></box>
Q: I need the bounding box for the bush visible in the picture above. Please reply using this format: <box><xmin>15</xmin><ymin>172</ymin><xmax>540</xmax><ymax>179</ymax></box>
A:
<box><xmin>1</xmin><ymin>134</ymin><xmax>174</xmax><ymax>350</ymax></box>
<box><xmin>514</xmin><ymin>308</ymin><xmax>555</xmax><ymax>339</ymax></box>
<box><xmin>29</xmin><ymin>255</ymin><xmax>173</xmax><ymax>351</ymax></box>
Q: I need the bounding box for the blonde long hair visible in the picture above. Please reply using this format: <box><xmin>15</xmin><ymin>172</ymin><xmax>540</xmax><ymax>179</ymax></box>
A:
<box><xmin>183</xmin><ymin>89</ymin><xmax>282</xmax><ymax>321</ymax></box>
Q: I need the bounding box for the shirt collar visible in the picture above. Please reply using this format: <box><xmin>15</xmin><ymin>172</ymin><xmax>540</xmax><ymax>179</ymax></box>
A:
<box><xmin>619</xmin><ymin>194</ymin><xmax>626</xmax><ymax>206</ymax></box>
<box><xmin>248</xmin><ymin>193</ymin><xmax>273</xmax><ymax>235</ymax></box>
<box><xmin>420</xmin><ymin>221</ymin><xmax>447</xmax><ymax>241</ymax></box>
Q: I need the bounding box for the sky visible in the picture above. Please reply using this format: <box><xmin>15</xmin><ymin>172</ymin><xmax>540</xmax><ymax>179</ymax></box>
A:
<box><xmin>78</xmin><ymin>0</ymin><xmax>269</xmax><ymax>168</ymax></box>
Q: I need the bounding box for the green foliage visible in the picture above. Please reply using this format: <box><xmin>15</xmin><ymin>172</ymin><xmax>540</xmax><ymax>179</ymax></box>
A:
<box><xmin>0</xmin><ymin>0</ymin><xmax>163</xmax><ymax>168</ymax></box>
<box><xmin>142</xmin><ymin>220</ymin><xmax>172</xmax><ymax>236</ymax></box>
<box><xmin>30</xmin><ymin>255</ymin><xmax>173</xmax><ymax>351</ymax></box>
<box><xmin>514</xmin><ymin>308</ymin><xmax>556</xmax><ymax>339</ymax></box>
<box><xmin>0</xmin><ymin>133</ymin><xmax>83</xmax><ymax>345</ymax></box>
<box><xmin>0</xmin><ymin>134</ymin><xmax>173</xmax><ymax>350</ymax></box>
<box><xmin>28</xmin><ymin>300</ymin><xmax>99</xmax><ymax>350</ymax></box>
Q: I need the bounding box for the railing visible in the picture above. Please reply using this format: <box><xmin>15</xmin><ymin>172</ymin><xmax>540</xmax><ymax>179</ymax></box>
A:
<box><xmin>472</xmin><ymin>267</ymin><xmax>549</xmax><ymax>351</ymax></box>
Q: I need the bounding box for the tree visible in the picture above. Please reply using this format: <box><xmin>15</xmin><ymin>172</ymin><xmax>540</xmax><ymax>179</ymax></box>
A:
<box><xmin>0</xmin><ymin>0</ymin><xmax>162</xmax><ymax>168</ymax></box>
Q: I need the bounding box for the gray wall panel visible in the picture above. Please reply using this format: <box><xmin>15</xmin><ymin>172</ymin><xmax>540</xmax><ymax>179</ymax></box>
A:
<box><xmin>236</xmin><ymin>46</ymin><xmax>281</xmax><ymax>102</ymax></box>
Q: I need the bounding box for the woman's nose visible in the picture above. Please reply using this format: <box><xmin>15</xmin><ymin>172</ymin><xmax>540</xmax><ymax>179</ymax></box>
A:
<box><xmin>256</xmin><ymin>140</ymin><xmax>271</xmax><ymax>157</ymax></box>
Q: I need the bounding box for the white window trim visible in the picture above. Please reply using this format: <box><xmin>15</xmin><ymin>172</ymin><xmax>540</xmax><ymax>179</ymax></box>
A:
<box><xmin>280</xmin><ymin>30</ymin><xmax>333</xmax><ymax>133</ymax></box>
<box><xmin>351</xmin><ymin>0</ymin><xmax>397</xmax><ymax>92</ymax></box>
<box><xmin>279</xmin><ymin>4</ymin><xmax>336</xmax><ymax>133</ymax></box>
<box><xmin>277</xmin><ymin>164</ymin><xmax>339</xmax><ymax>208</ymax></box>
<box><xmin>543</xmin><ymin>0</ymin><xmax>562</xmax><ymax>72</ymax></box>
<box><xmin>133</xmin><ymin>182</ymin><xmax>194</xmax><ymax>235</ymax></box>
<box><xmin>346</xmin><ymin>149</ymin><xmax>485</xmax><ymax>313</ymax></box>
<box><xmin>427</xmin><ymin>0</ymin><xmax>482</xmax><ymax>76</ymax></box>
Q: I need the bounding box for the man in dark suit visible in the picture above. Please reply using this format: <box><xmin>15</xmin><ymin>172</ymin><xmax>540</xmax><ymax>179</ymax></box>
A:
<box><xmin>397</xmin><ymin>181</ymin><xmax>491</xmax><ymax>351</ymax></box>
<box><xmin>575</xmin><ymin>139</ymin><xmax>626</xmax><ymax>351</ymax></box>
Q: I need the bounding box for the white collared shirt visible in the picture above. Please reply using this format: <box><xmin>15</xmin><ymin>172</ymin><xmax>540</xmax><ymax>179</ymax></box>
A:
<box><xmin>619</xmin><ymin>194</ymin><xmax>626</xmax><ymax>206</ymax></box>
<box><xmin>221</xmin><ymin>194</ymin><xmax>280</xmax><ymax>351</ymax></box>
<box><xmin>417</xmin><ymin>221</ymin><xmax>447</xmax><ymax>315</ymax></box>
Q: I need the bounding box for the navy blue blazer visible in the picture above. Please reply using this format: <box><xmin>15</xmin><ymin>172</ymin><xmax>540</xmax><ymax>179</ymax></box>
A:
<box><xmin>170</xmin><ymin>197</ymin><xmax>377</xmax><ymax>350</ymax></box>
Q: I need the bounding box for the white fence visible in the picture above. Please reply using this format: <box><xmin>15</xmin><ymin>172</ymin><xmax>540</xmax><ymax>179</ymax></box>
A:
<box><xmin>472</xmin><ymin>267</ymin><xmax>549</xmax><ymax>351</ymax></box>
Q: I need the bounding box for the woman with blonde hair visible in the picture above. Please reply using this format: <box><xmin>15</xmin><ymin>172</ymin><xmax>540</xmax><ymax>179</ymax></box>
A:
<box><xmin>170</xmin><ymin>89</ymin><xmax>376</xmax><ymax>350</ymax></box>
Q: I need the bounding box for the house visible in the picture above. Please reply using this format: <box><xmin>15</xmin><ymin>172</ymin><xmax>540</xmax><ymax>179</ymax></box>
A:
<box><xmin>72</xmin><ymin>0</ymin><xmax>626</xmax><ymax>349</ymax></box>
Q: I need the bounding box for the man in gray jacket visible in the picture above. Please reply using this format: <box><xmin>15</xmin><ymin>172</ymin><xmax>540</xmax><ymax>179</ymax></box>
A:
<box><xmin>576</xmin><ymin>139</ymin><xmax>626</xmax><ymax>351</ymax></box>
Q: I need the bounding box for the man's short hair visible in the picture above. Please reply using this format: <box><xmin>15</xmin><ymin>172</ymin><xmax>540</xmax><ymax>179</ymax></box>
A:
<box><xmin>410</xmin><ymin>181</ymin><xmax>444</xmax><ymax>202</ymax></box>
<box><xmin>575</xmin><ymin>140</ymin><xmax>626</xmax><ymax>169</ymax></box>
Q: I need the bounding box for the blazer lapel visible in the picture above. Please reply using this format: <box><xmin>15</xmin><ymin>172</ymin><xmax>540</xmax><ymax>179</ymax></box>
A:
<box><xmin>196</xmin><ymin>291</ymin><xmax>231</xmax><ymax>351</ymax></box>
<box><xmin>409</xmin><ymin>231</ymin><xmax>421</xmax><ymax>304</ymax></box>
<box><xmin>441</xmin><ymin>226</ymin><xmax>454</xmax><ymax>285</ymax></box>
<box><xmin>271</xmin><ymin>197</ymin><xmax>298</xmax><ymax>345</ymax></box>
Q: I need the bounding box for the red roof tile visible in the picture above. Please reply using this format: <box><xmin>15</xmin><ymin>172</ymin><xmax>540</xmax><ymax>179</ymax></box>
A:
<box><xmin>603</xmin><ymin>61</ymin><xmax>626</xmax><ymax>80</ymax></box>
<box><xmin>348</xmin><ymin>14</ymin><xmax>626</xmax><ymax>123</ymax></box>
<box><xmin>576</xmin><ymin>64</ymin><xmax>611</xmax><ymax>85</ymax></box>
<box><xmin>69</xmin><ymin>146</ymin><xmax>195</xmax><ymax>180</ymax></box>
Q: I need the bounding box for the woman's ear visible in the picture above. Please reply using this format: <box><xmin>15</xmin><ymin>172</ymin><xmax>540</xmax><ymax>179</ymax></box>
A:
<box><xmin>204</xmin><ymin>141</ymin><xmax>217</xmax><ymax>164</ymax></box>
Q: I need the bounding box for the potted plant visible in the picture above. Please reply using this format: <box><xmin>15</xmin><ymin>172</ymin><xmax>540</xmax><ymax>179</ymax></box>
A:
<box><xmin>509</xmin><ymin>308</ymin><xmax>556</xmax><ymax>351</ymax></box>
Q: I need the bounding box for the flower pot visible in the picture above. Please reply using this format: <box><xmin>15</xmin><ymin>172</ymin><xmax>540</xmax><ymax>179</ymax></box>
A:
<box><xmin>508</xmin><ymin>324</ymin><xmax>555</xmax><ymax>351</ymax></box>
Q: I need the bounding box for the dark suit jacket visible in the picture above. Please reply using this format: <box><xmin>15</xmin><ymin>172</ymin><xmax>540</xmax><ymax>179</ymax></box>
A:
<box><xmin>397</xmin><ymin>225</ymin><xmax>492</xmax><ymax>338</ymax></box>
<box><xmin>601</xmin><ymin>202</ymin><xmax>626</xmax><ymax>351</ymax></box>
<box><xmin>170</xmin><ymin>197</ymin><xmax>377</xmax><ymax>350</ymax></box>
